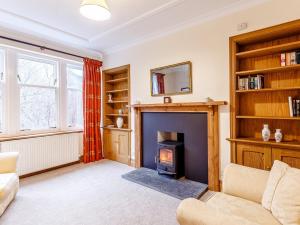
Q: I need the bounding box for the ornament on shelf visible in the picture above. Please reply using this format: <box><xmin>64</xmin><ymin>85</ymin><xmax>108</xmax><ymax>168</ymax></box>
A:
<box><xmin>206</xmin><ymin>97</ymin><xmax>214</xmax><ymax>102</ymax></box>
<box><xmin>275</xmin><ymin>129</ymin><xmax>283</xmax><ymax>143</ymax></box>
<box><xmin>262</xmin><ymin>124</ymin><xmax>271</xmax><ymax>142</ymax></box>
<box><xmin>116</xmin><ymin>117</ymin><xmax>124</xmax><ymax>128</ymax></box>
<box><xmin>108</xmin><ymin>94</ymin><xmax>113</xmax><ymax>102</ymax></box>
<box><xmin>118</xmin><ymin>109</ymin><xmax>123</xmax><ymax>115</ymax></box>
<box><xmin>163</xmin><ymin>96</ymin><xmax>172</xmax><ymax>104</ymax></box>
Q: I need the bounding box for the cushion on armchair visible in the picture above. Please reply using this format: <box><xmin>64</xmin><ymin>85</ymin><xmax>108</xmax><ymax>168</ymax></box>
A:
<box><xmin>271</xmin><ymin>167</ymin><xmax>300</xmax><ymax>225</ymax></box>
<box><xmin>0</xmin><ymin>152</ymin><xmax>19</xmax><ymax>173</ymax></box>
<box><xmin>262</xmin><ymin>160</ymin><xmax>289</xmax><ymax>210</ymax></box>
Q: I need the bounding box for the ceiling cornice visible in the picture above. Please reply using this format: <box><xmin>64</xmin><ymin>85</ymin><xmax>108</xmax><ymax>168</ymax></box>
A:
<box><xmin>0</xmin><ymin>8</ymin><xmax>104</xmax><ymax>58</ymax></box>
<box><xmin>0</xmin><ymin>8</ymin><xmax>90</xmax><ymax>46</ymax></box>
<box><xmin>102</xmin><ymin>0</ymin><xmax>271</xmax><ymax>55</ymax></box>
<box><xmin>89</xmin><ymin>0</ymin><xmax>185</xmax><ymax>42</ymax></box>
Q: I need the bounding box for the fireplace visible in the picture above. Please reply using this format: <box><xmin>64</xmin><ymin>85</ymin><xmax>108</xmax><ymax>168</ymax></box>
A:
<box><xmin>156</xmin><ymin>140</ymin><xmax>184</xmax><ymax>179</ymax></box>
<box><xmin>132</xmin><ymin>102</ymin><xmax>226</xmax><ymax>191</ymax></box>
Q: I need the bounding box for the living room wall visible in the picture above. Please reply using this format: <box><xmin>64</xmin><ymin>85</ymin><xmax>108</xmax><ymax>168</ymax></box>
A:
<box><xmin>103</xmin><ymin>0</ymin><xmax>300</xmax><ymax>177</ymax></box>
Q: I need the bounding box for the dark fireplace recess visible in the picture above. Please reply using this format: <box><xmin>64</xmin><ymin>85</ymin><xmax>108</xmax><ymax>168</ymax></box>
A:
<box><xmin>156</xmin><ymin>140</ymin><xmax>184</xmax><ymax>179</ymax></box>
<box><xmin>142</xmin><ymin>112</ymin><xmax>208</xmax><ymax>184</ymax></box>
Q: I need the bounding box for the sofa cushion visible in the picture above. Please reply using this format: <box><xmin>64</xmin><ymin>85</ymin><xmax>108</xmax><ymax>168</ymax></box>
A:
<box><xmin>207</xmin><ymin>192</ymin><xmax>281</xmax><ymax>225</ymax></box>
<box><xmin>271</xmin><ymin>167</ymin><xmax>300</xmax><ymax>225</ymax></box>
<box><xmin>0</xmin><ymin>173</ymin><xmax>19</xmax><ymax>199</ymax></box>
<box><xmin>177</xmin><ymin>198</ymin><xmax>260</xmax><ymax>225</ymax></box>
<box><xmin>262</xmin><ymin>160</ymin><xmax>289</xmax><ymax>211</ymax></box>
<box><xmin>222</xmin><ymin>163</ymin><xmax>269</xmax><ymax>204</ymax></box>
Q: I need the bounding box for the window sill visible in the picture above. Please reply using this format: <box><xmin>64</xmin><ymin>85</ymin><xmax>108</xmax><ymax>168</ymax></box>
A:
<box><xmin>0</xmin><ymin>130</ymin><xmax>83</xmax><ymax>142</ymax></box>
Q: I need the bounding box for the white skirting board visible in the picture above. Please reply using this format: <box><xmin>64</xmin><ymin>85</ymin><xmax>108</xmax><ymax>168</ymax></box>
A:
<box><xmin>0</xmin><ymin>133</ymin><xmax>82</xmax><ymax>176</ymax></box>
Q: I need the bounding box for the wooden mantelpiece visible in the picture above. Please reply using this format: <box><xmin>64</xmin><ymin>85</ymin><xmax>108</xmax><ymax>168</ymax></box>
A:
<box><xmin>132</xmin><ymin>101</ymin><xmax>226</xmax><ymax>191</ymax></box>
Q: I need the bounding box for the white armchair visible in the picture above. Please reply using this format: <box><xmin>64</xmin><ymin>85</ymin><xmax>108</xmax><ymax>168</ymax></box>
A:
<box><xmin>0</xmin><ymin>152</ymin><xmax>19</xmax><ymax>216</ymax></box>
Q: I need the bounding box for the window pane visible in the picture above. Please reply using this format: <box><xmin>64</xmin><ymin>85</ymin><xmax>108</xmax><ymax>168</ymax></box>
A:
<box><xmin>0</xmin><ymin>50</ymin><xmax>5</xmax><ymax>132</ymax></box>
<box><xmin>20</xmin><ymin>86</ymin><xmax>56</xmax><ymax>130</ymax></box>
<box><xmin>0</xmin><ymin>87</ymin><xmax>2</xmax><ymax>132</ymax></box>
<box><xmin>67</xmin><ymin>66</ymin><xmax>83</xmax><ymax>89</ymax></box>
<box><xmin>67</xmin><ymin>90</ymin><xmax>83</xmax><ymax>128</ymax></box>
<box><xmin>18</xmin><ymin>57</ymin><xmax>57</xmax><ymax>86</ymax></box>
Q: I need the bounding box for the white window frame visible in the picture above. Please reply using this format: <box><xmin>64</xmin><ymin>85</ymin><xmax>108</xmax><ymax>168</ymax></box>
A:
<box><xmin>0</xmin><ymin>44</ymin><xmax>84</xmax><ymax>137</ymax></box>
<box><xmin>0</xmin><ymin>49</ymin><xmax>6</xmax><ymax>134</ymax></box>
<box><xmin>66</xmin><ymin>63</ymin><xmax>83</xmax><ymax>129</ymax></box>
<box><xmin>17</xmin><ymin>53</ymin><xmax>60</xmax><ymax>134</ymax></box>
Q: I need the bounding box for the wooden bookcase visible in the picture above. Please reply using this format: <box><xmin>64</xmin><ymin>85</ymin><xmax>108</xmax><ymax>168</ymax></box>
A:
<box><xmin>228</xmin><ymin>20</ymin><xmax>300</xmax><ymax>170</ymax></box>
<box><xmin>102</xmin><ymin>65</ymin><xmax>131</xmax><ymax>165</ymax></box>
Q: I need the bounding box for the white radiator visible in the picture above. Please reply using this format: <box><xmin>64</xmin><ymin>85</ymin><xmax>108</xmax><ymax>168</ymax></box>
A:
<box><xmin>0</xmin><ymin>133</ymin><xmax>81</xmax><ymax>176</ymax></box>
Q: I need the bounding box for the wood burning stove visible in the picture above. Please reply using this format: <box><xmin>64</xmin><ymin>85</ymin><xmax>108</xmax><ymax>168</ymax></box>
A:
<box><xmin>156</xmin><ymin>140</ymin><xmax>184</xmax><ymax>179</ymax></box>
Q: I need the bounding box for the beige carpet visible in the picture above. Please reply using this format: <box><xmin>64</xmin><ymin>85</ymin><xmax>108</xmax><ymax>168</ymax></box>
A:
<box><xmin>0</xmin><ymin>160</ymin><xmax>181</xmax><ymax>225</ymax></box>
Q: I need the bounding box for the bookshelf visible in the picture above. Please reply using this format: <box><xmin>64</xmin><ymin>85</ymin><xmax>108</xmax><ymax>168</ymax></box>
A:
<box><xmin>102</xmin><ymin>65</ymin><xmax>131</xmax><ymax>165</ymax></box>
<box><xmin>228</xmin><ymin>20</ymin><xmax>300</xmax><ymax>170</ymax></box>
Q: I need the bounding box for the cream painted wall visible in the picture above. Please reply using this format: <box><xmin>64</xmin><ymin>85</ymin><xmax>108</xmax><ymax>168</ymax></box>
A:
<box><xmin>103</xmin><ymin>0</ymin><xmax>300</xmax><ymax>177</ymax></box>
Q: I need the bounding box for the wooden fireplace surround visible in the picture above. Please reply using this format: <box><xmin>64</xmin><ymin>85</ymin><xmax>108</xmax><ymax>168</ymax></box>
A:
<box><xmin>132</xmin><ymin>101</ymin><xmax>227</xmax><ymax>191</ymax></box>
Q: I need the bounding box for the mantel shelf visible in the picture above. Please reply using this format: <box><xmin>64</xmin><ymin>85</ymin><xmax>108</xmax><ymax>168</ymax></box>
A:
<box><xmin>131</xmin><ymin>101</ymin><xmax>227</xmax><ymax>108</ymax></box>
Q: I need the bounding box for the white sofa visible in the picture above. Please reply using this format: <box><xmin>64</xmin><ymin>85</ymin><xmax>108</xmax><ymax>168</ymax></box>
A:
<box><xmin>177</xmin><ymin>162</ymin><xmax>300</xmax><ymax>225</ymax></box>
<box><xmin>0</xmin><ymin>152</ymin><xmax>19</xmax><ymax>216</ymax></box>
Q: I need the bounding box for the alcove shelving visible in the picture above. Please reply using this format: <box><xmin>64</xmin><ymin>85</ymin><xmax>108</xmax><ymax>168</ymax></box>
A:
<box><xmin>228</xmin><ymin>20</ymin><xmax>300</xmax><ymax>170</ymax></box>
<box><xmin>103</xmin><ymin>65</ymin><xmax>130</xmax><ymax>130</ymax></box>
<box><xmin>102</xmin><ymin>65</ymin><xmax>131</xmax><ymax>166</ymax></box>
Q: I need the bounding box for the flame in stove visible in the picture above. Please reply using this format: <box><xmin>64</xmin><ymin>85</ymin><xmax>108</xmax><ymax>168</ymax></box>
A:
<box><xmin>159</xmin><ymin>149</ymin><xmax>173</xmax><ymax>165</ymax></box>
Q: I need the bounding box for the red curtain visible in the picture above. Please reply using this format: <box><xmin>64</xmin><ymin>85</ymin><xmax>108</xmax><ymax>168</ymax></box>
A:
<box><xmin>83</xmin><ymin>58</ymin><xmax>102</xmax><ymax>163</ymax></box>
<box><xmin>156</xmin><ymin>73</ymin><xmax>165</xmax><ymax>94</ymax></box>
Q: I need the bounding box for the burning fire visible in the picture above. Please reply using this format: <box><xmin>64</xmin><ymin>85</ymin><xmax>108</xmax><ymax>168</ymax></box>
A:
<box><xmin>159</xmin><ymin>149</ymin><xmax>173</xmax><ymax>165</ymax></box>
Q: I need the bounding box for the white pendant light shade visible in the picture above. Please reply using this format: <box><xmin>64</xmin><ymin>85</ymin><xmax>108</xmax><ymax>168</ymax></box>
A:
<box><xmin>80</xmin><ymin>0</ymin><xmax>111</xmax><ymax>21</ymax></box>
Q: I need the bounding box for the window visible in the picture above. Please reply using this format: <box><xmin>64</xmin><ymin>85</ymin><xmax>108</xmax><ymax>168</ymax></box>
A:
<box><xmin>0</xmin><ymin>46</ymin><xmax>84</xmax><ymax>136</ymax></box>
<box><xmin>67</xmin><ymin>64</ymin><xmax>83</xmax><ymax>128</ymax></box>
<box><xmin>0</xmin><ymin>50</ymin><xmax>4</xmax><ymax>132</ymax></box>
<box><xmin>18</xmin><ymin>55</ymin><xmax>58</xmax><ymax>131</ymax></box>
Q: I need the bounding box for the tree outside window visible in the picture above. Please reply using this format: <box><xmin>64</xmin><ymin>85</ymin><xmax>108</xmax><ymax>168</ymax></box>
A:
<box><xmin>18</xmin><ymin>56</ymin><xmax>58</xmax><ymax>131</ymax></box>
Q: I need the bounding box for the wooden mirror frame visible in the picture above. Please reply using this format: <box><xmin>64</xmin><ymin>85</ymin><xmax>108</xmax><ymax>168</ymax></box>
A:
<box><xmin>150</xmin><ymin>61</ymin><xmax>192</xmax><ymax>96</ymax></box>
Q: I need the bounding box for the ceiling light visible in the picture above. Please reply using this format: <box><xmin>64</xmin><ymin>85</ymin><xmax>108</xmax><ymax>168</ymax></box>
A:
<box><xmin>80</xmin><ymin>0</ymin><xmax>111</xmax><ymax>21</ymax></box>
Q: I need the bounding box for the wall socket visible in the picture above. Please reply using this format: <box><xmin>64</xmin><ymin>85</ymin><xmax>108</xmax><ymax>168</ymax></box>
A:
<box><xmin>237</xmin><ymin>22</ymin><xmax>248</xmax><ymax>31</ymax></box>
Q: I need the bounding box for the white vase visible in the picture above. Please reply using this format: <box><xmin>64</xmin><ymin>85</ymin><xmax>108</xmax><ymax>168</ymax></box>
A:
<box><xmin>116</xmin><ymin>117</ymin><xmax>124</xmax><ymax>128</ymax></box>
<box><xmin>262</xmin><ymin>124</ymin><xmax>271</xmax><ymax>142</ymax></box>
<box><xmin>108</xmin><ymin>94</ymin><xmax>112</xmax><ymax>102</ymax></box>
<box><xmin>275</xmin><ymin>129</ymin><xmax>283</xmax><ymax>143</ymax></box>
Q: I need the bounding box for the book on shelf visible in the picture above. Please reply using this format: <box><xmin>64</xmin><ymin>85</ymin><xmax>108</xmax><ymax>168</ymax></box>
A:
<box><xmin>286</xmin><ymin>52</ymin><xmax>291</xmax><ymax>66</ymax></box>
<box><xmin>291</xmin><ymin>52</ymin><xmax>296</xmax><ymax>65</ymax></box>
<box><xmin>238</xmin><ymin>75</ymin><xmax>264</xmax><ymax>90</ymax></box>
<box><xmin>296</xmin><ymin>51</ymin><xmax>300</xmax><ymax>64</ymax></box>
<box><xmin>280</xmin><ymin>53</ymin><xmax>286</xmax><ymax>66</ymax></box>
<box><xmin>281</xmin><ymin>50</ymin><xmax>300</xmax><ymax>66</ymax></box>
<box><xmin>288</xmin><ymin>96</ymin><xmax>300</xmax><ymax>117</ymax></box>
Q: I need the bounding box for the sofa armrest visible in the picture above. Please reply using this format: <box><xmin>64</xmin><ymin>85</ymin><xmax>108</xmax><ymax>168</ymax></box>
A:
<box><xmin>177</xmin><ymin>198</ymin><xmax>259</xmax><ymax>225</ymax></box>
<box><xmin>222</xmin><ymin>163</ymin><xmax>269</xmax><ymax>203</ymax></box>
<box><xmin>0</xmin><ymin>152</ymin><xmax>19</xmax><ymax>173</ymax></box>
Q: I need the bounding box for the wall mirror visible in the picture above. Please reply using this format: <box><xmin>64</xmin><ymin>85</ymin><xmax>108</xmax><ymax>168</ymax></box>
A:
<box><xmin>151</xmin><ymin>61</ymin><xmax>192</xmax><ymax>96</ymax></box>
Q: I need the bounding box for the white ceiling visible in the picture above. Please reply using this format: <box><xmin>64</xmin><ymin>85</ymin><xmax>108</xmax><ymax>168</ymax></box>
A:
<box><xmin>0</xmin><ymin>0</ymin><xmax>267</xmax><ymax>55</ymax></box>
